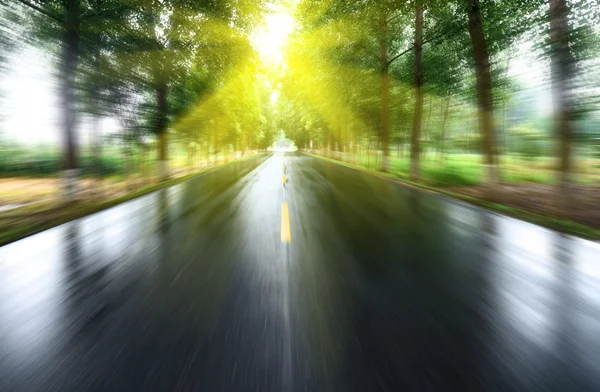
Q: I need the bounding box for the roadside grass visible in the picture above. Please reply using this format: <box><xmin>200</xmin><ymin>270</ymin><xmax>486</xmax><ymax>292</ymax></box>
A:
<box><xmin>0</xmin><ymin>152</ymin><xmax>243</xmax><ymax>205</ymax></box>
<box><xmin>0</xmin><ymin>178</ymin><xmax>59</xmax><ymax>204</ymax></box>
<box><xmin>340</xmin><ymin>151</ymin><xmax>600</xmax><ymax>187</ymax></box>
<box><xmin>500</xmin><ymin>170</ymin><xmax>555</xmax><ymax>184</ymax></box>
<box><xmin>307</xmin><ymin>152</ymin><xmax>600</xmax><ymax>241</ymax></box>
<box><xmin>0</xmin><ymin>153</ymin><xmax>268</xmax><ymax>246</ymax></box>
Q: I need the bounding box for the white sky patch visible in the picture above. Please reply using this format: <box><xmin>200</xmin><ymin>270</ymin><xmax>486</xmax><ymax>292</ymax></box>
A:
<box><xmin>1</xmin><ymin>48</ymin><xmax>59</xmax><ymax>145</ymax></box>
<box><xmin>0</xmin><ymin>47</ymin><xmax>119</xmax><ymax>146</ymax></box>
<box><xmin>507</xmin><ymin>40</ymin><xmax>553</xmax><ymax>114</ymax></box>
<box><xmin>251</xmin><ymin>11</ymin><xmax>295</xmax><ymax>65</ymax></box>
<box><xmin>270</xmin><ymin>90</ymin><xmax>279</xmax><ymax>104</ymax></box>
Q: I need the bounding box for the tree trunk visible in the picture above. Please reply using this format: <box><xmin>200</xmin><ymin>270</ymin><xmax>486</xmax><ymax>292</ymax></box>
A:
<box><xmin>380</xmin><ymin>15</ymin><xmax>391</xmax><ymax>172</ymax></box>
<box><xmin>156</xmin><ymin>81</ymin><xmax>168</xmax><ymax>180</ymax></box>
<box><xmin>423</xmin><ymin>96</ymin><xmax>433</xmax><ymax>160</ymax></box>
<box><xmin>199</xmin><ymin>139</ymin><xmax>203</xmax><ymax>167</ymax></box>
<box><xmin>375</xmin><ymin>138</ymin><xmax>381</xmax><ymax>169</ymax></box>
<box><xmin>92</xmin><ymin>115</ymin><xmax>102</xmax><ymax>177</ymax></box>
<box><xmin>60</xmin><ymin>2</ymin><xmax>81</xmax><ymax>201</ymax></box>
<box><xmin>87</xmin><ymin>49</ymin><xmax>103</xmax><ymax>187</ymax></box>
<box><xmin>328</xmin><ymin>130</ymin><xmax>334</xmax><ymax>158</ymax></box>
<box><xmin>424</xmin><ymin>97</ymin><xmax>433</xmax><ymax>135</ymax></box>
<box><xmin>501</xmin><ymin>58</ymin><xmax>510</xmax><ymax>169</ymax></box>
<box><xmin>439</xmin><ymin>98</ymin><xmax>451</xmax><ymax>165</ymax></box>
<box><xmin>467</xmin><ymin>0</ymin><xmax>498</xmax><ymax>185</ymax></box>
<box><xmin>188</xmin><ymin>139</ymin><xmax>195</xmax><ymax>173</ymax></box>
<box><xmin>549</xmin><ymin>0</ymin><xmax>575</xmax><ymax>201</ymax></box>
<box><xmin>213</xmin><ymin>134</ymin><xmax>218</xmax><ymax>165</ymax></box>
<box><xmin>502</xmin><ymin>98</ymin><xmax>508</xmax><ymax>169</ymax></box>
<box><xmin>367</xmin><ymin>135</ymin><xmax>373</xmax><ymax>168</ymax></box>
<box><xmin>91</xmin><ymin>114</ymin><xmax>102</xmax><ymax>198</ymax></box>
<box><xmin>410</xmin><ymin>0</ymin><xmax>424</xmax><ymax>180</ymax></box>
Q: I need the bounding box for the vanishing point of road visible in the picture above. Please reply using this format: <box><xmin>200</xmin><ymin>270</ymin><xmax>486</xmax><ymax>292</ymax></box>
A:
<box><xmin>1</xmin><ymin>153</ymin><xmax>600</xmax><ymax>391</ymax></box>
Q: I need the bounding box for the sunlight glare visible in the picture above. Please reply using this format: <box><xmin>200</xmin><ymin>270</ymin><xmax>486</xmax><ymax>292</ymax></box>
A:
<box><xmin>252</xmin><ymin>12</ymin><xmax>295</xmax><ymax>65</ymax></box>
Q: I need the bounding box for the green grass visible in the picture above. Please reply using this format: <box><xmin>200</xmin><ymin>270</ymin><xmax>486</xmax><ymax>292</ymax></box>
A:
<box><xmin>307</xmin><ymin>152</ymin><xmax>600</xmax><ymax>241</ymax></box>
<box><xmin>0</xmin><ymin>144</ymin><xmax>199</xmax><ymax>178</ymax></box>
<box><xmin>337</xmin><ymin>152</ymin><xmax>485</xmax><ymax>186</ymax></box>
<box><xmin>423</xmin><ymin>162</ymin><xmax>482</xmax><ymax>186</ymax></box>
<box><xmin>327</xmin><ymin>151</ymin><xmax>600</xmax><ymax>186</ymax></box>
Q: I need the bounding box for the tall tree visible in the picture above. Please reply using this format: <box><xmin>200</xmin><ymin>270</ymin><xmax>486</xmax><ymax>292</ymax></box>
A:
<box><xmin>13</xmin><ymin>0</ymin><xmax>133</xmax><ymax>199</ymax></box>
<box><xmin>466</xmin><ymin>0</ymin><xmax>498</xmax><ymax>185</ymax></box>
<box><xmin>379</xmin><ymin>10</ymin><xmax>391</xmax><ymax>171</ymax></box>
<box><xmin>548</xmin><ymin>0</ymin><xmax>575</xmax><ymax>197</ymax></box>
<box><xmin>296</xmin><ymin>0</ymin><xmax>420</xmax><ymax>171</ymax></box>
<box><xmin>410</xmin><ymin>0</ymin><xmax>424</xmax><ymax>180</ymax></box>
<box><xmin>125</xmin><ymin>0</ymin><xmax>263</xmax><ymax>180</ymax></box>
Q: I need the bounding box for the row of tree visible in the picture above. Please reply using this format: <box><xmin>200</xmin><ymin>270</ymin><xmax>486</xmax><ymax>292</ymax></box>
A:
<box><xmin>3</xmin><ymin>0</ymin><xmax>275</xmax><ymax>198</ymax></box>
<box><xmin>2</xmin><ymin>0</ymin><xmax>598</xmax><ymax>200</ymax></box>
<box><xmin>279</xmin><ymin>0</ymin><xmax>599</xmax><ymax>194</ymax></box>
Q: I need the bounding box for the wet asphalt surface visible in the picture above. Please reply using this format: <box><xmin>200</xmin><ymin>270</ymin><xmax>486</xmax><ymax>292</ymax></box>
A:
<box><xmin>1</xmin><ymin>152</ymin><xmax>600</xmax><ymax>392</ymax></box>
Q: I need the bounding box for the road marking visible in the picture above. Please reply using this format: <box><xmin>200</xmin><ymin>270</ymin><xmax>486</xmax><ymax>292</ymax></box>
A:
<box><xmin>281</xmin><ymin>202</ymin><xmax>291</xmax><ymax>242</ymax></box>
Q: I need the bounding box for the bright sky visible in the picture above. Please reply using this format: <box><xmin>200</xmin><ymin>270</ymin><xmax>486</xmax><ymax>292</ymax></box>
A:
<box><xmin>252</xmin><ymin>11</ymin><xmax>294</xmax><ymax>65</ymax></box>
<box><xmin>250</xmin><ymin>7</ymin><xmax>296</xmax><ymax>107</ymax></box>
<box><xmin>1</xmin><ymin>48</ymin><xmax>59</xmax><ymax>145</ymax></box>
<box><xmin>0</xmin><ymin>47</ymin><xmax>118</xmax><ymax>146</ymax></box>
<box><xmin>507</xmin><ymin>40</ymin><xmax>553</xmax><ymax>114</ymax></box>
<box><xmin>251</xmin><ymin>10</ymin><xmax>295</xmax><ymax>66</ymax></box>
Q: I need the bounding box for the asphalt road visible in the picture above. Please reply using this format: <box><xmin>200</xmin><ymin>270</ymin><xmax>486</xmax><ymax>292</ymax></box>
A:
<box><xmin>1</xmin><ymin>152</ymin><xmax>600</xmax><ymax>392</ymax></box>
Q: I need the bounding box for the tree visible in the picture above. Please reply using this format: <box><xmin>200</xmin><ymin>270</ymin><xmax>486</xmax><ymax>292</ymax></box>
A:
<box><xmin>295</xmin><ymin>0</ymin><xmax>418</xmax><ymax>171</ymax></box>
<box><xmin>12</xmin><ymin>0</ymin><xmax>135</xmax><ymax>199</ymax></box>
<box><xmin>14</xmin><ymin>0</ymin><xmax>83</xmax><ymax>198</ymax></box>
<box><xmin>548</xmin><ymin>0</ymin><xmax>577</xmax><ymax>200</ymax></box>
<box><xmin>465</xmin><ymin>0</ymin><xmax>499</xmax><ymax>185</ymax></box>
<box><xmin>123</xmin><ymin>0</ymin><xmax>264</xmax><ymax>180</ymax></box>
<box><xmin>410</xmin><ymin>0</ymin><xmax>424</xmax><ymax>180</ymax></box>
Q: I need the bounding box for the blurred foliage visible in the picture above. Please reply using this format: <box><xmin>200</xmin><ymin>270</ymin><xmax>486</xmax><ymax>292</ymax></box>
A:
<box><xmin>0</xmin><ymin>143</ymin><xmax>156</xmax><ymax>176</ymax></box>
<box><xmin>509</xmin><ymin>126</ymin><xmax>547</xmax><ymax>159</ymax></box>
<box><xmin>0</xmin><ymin>0</ymin><xmax>599</xmax><ymax>193</ymax></box>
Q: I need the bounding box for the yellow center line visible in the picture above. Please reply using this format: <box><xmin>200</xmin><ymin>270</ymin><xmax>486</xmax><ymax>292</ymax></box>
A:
<box><xmin>282</xmin><ymin>154</ymin><xmax>287</xmax><ymax>183</ymax></box>
<box><xmin>281</xmin><ymin>202</ymin><xmax>291</xmax><ymax>242</ymax></box>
